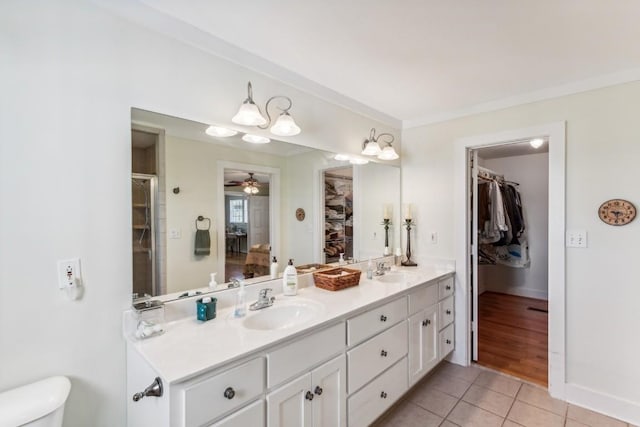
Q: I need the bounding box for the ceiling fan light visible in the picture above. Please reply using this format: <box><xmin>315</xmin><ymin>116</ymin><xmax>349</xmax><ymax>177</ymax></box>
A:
<box><xmin>270</xmin><ymin>112</ymin><xmax>301</xmax><ymax>136</ymax></box>
<box><xmin>530</xmin><ymin>138</ymin><xmax>544</xmax><ymax>149</ymax></box>
<box><xmin>361</xmin><ymin>140</ymin><xmax>381</xmax><ymax>156</ymax></box>
<box><xmin>242</xmin><ymin>134</ymin><xmax>271</xmax><ymax>144</ymax></box>
<box><xmin>205</xmin><ymin>126</ymin><xmax>237</xmax><ymax>137</ymax></box>
<box><xmin>378</xmin><ymin>145</ymin><xmax>399</xmax><ymax>160</ymax></box>
<box><xmin>232</xmin><ymin>102</ymin><xmax>267</xmax><ymax>126</ymax></box>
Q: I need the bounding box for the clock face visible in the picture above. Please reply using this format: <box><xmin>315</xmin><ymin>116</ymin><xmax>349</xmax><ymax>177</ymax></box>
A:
<box><xmin>598</xmin><ymin>199</ymin><xmax>636</xmax><ymax>226</ymax></box>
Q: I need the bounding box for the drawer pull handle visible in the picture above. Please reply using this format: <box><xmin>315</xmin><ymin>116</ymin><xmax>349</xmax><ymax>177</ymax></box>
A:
<box><xmin>422</xmin><ymin>319</ymin><xmax>431</xmax><ymax>327</ymax></box>
<box><xmin>314</xmin><ymin>386</ymin><xmax>323</xmax><ymax>396</ymax></box>
<box><xmin>380</xmin><ymin>391</ymin><xmax>388</xmax><ymax>399</ymax></box>
<box><xmin>380</xmin><ymin>349</ymin><xmax>388</xmax><ymax>357</ymax></box>
<box><xmin>446</xmin><ymin>309</ymin><xmax>452</xmax><ymax>315</ymax></box>
<box><xmin>223</xmin><ymin>387</ymin><xmax>235</xmax><ymax>400</ymax></box>
<box><xmin>446</xmin><ymin>285</ymin><xmax>452</xmax><ymax>290</ymax></box>
<box><xmin>446</xmin><ymin>339</ymin><xmax>452</xmax><ymax>345</ymax></box>
<box><xmin>305</xmin><ymin>391</ymin><xmax>314</xmax><ymax>401</ymax></box>
<box><xmin>380</xmin><ymin>315</ymin><xmax>387</xmax><ymax>322</ymax></box>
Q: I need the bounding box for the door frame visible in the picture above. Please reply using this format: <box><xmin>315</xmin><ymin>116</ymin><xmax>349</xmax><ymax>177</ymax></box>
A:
<box><xmin>452</xmin><ymin>122</ymin><xmax>566</xmax><ymax>399</ymax></box>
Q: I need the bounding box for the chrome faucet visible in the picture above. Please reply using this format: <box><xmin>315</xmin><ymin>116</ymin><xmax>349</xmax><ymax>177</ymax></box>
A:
<box><xmin>249</xmin><ymin>288</ymin><xmax>275</xmax><ymax>311</ymax></box>
<box><xmin>375</xmin><ymin>262</ymin><xmax>391</xmax><ymax>276</ymax></box>
<box><xmin>228</xmin><ymin>278</ymin><xmax>240</xmax><ymax>289</ymax></box>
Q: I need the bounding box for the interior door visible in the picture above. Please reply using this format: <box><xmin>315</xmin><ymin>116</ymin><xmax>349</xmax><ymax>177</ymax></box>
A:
<box><xmin>248</xmin><ymin>195</ymin><xmax>270</xmax><ymax>247</ymax></box>
<box><xmin>470</xmin><ymin>149</ymin><xmax>480</xmax><ymax>361</ymax></box>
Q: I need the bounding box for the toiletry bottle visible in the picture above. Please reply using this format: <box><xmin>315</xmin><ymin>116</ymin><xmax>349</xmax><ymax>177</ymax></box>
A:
<box><xmin>395</xmin><ymin>247</ymin><xmax>402</xmax><ymax>267</ymax></box>
<box><xmin>366</xmin><ymin>257</ymin><xmax>373</xmax><ymax>280</ymax></box>
<box><xmin>234</xmin><ymin>280</ymin><xmax>246</xmax><ymax>317</ymax></box>
<box><xmin>208</xmin><ymin>273</ymin><xmax>217</xmax><ymax>289</ymax></box>
<box><xmin>339</xmin><ymin>253</ymin><xmax>345</xmax><ymax>266</ymax></box>
<box><xmin>270</xmin><ymin>256</ymin><xmax>278</xmax><ymax>279</ymax></box>
<box><xmin>282</xmin><ymin>259</ymin><xmax>298</xmax><ymax>296</ymax></box>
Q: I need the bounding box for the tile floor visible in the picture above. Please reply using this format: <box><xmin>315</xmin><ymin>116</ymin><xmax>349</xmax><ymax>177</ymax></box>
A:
<box><xmin>373</xmin><ymin>362</ymin><xmax>636</xmax><ymax>427</ymax></box>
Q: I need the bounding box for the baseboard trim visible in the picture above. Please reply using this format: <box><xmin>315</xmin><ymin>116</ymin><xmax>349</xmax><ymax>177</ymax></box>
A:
<box><xmin>565</xmin><ymin>383</ymin><xmax>640</xmax><ymax>426</ymax></box>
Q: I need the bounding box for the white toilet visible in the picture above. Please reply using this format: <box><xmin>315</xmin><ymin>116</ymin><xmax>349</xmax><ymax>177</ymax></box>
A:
<box><xmin>0</xmin><ymin>376</ymin><xmax>71</xmax><ymax>427</ymax></box>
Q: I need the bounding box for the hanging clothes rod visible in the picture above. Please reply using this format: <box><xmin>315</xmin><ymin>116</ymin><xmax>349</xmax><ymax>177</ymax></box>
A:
<box><xmin>477</xmin><ymin>166</ymin><xmax>519</xmax><ymax>186</ymax></box>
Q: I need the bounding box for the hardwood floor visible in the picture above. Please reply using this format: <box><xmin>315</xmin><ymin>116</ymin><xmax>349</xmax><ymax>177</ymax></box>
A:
<box><xmin>225</xmin><ymin>252</ymin><xmax>246</xmax><ymax>282</ymax></box>
<box><xmin>477</xmin><ymin>291</ymin><xmax>548</xmax><ymax>386</ymax></box>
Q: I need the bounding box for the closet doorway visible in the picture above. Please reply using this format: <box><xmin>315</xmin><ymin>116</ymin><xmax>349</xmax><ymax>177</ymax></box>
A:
<box><xmin>471</xmin><ymin>142</ymin><xmax>549</xmax><ymax>386</ymax></box>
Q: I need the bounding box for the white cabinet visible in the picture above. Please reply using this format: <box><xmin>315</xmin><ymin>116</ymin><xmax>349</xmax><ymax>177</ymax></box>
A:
<box><xmin>210</xmin><ymin>400</ymin><xmax>264</xmax><ymax>427</ymax></box>
<box><xmin>439</xmin><ymin>323</ymin><xmax>455</xmax><ymax>360</ymax></box>
<box><xmin>267</xmin><ymin>355</ymin><xmax>346</xmax><ymax>427</ymax></box>
<box><xmin>347</xmin><ymin>297</ymin><xmax>407</xmax><ymax>346</ymax></box>
<box><xmin>439</xmin><ymin>295</ymin><xmax>454</xmax><ymax>329</ymax></box>
<box><xmin>408</xmin><ymin>304</ymin><xmax>438</xmax><ymax>385</ymax></box>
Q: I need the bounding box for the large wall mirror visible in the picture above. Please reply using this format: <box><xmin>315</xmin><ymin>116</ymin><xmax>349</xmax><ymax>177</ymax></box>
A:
<box><xmin>131</xmin><ymin>108</ymin><xmax>401</xmax><ymax>299</ymax></box>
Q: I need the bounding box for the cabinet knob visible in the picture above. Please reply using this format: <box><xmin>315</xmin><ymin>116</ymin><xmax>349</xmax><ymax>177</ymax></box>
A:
<box><xmin>305</xmin><ymin>391</ymin><xmax>314</xmax><ymax>401</ymax></box>
<box><xmin>422</xmin><ymin>319</ymin><xmax>431</xmax><ymax>327</ymax></box>
<box><xmin>314</xmin><ymin>386</ymin><xmax>323</xmax><ymax>396</ymax></box>
<box><xmin>446</xmin><ymin>285</ymin><xmax>451</xmax><ymax>290</ymax></box>
<box><xmin>223</xmin><ymin>387</ymin><xmax>235</xmax><ymax>400</ymax></box>
<box><xmin>380</xmin><ymin>391</ymin><xmax>388</xmax><ymax>399</ymax></box>
<box><xmin>446</xmin><ymin>309</ymin><xmax>452</xmax><ymax>315</ymax></box>
<box><xmin>446</xmin><ymin>339</ymin><xmax>452</xmax><ymax>345</ymax></box>
<box><xmin>380</xmin><ymin>349</ymin><xmax>388</xmax><ymax>357</ymax></box>
<box><xmin>380</xmin><ymin>315</ymin><xmax>387</xmax><ymax>322</ymax></box>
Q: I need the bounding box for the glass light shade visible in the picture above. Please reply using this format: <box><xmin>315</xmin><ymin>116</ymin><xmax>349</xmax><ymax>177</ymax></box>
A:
<box><xmin>242</xmin><ymin>134</ymin><xmax>271</xmax><ymax>144</ymax></box>
<box><xmin>361</xmin><ymin>140</ymin><xmax>382</xmax><ymax>156</ymax></box>
<box><xmin>270</xmin><ymin>113</ymin><xmax>301</xmax><ymax>136</ymax></box>
<box><xmin>334</xmin><ymin>154</ymin><xmax>350</xmax><ymax>161</ymax></box>
<box><xmin>349</xmin><ymin>157</ymin><xmax>369</xmax><ymax>165</ymax></box>
<box><xmin>205</xmin><ymin>126</ymin><xmax>237</xmax><ymax>137</ymax></box>
<box><xmin>530</xmin><ymin>138</ymin><xmax>544</xmax><ymax>149</ymax></box>
<box><xmin>232</xmin><ymin>102</ymin><xmax>267</xmax><ymax>126</ymax></box>
<box><xmin>378</xmin><ymin>145</ymin><xmax>399</xmax><ymax>160</ymax></box>
<box><xmin>244</xmin><ymin>185</ymin><xmax>259</xmax><ymax>195</ymax></box>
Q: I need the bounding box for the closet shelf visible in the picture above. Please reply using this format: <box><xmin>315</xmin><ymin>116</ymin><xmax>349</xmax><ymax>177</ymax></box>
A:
<box><xmin>133</xmin><ymin>225</ymin><xmax>150</xmax><ymax>230</ymax></box>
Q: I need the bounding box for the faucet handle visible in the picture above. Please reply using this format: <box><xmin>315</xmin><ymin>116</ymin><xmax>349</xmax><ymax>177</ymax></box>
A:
<box><xmin>259</xmin><ymin>288</ymin><xmax>273</xmax><ymax>299</ymax></box>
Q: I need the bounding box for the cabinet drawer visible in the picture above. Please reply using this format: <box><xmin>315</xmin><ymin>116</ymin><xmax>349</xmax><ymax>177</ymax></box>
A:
<box><xmin>267</xmin><ymin>323</ymin><xmax>345</xmax><ymax>387</ymax></box>
<box><xmin>209</xmin><ymin>399</ymin><xmax>264</xmax><ymax>427</ymax></box>
<box><xmin>182</xmin><ymin>358</ymin><xmax>264</xmax><ymax>427</ymax></box>
<box><xmin>408</xmin><ymin>283</ymin><xmax>438</xmax><ymax>315</ymax></box>
<box><xmin>347</xmin><ymin>358</ymin><xmax>408</xmax><ymax>427</ymax></box>
<box><xmin>347</xmin><ymin>297</ymin><xmax>407</xmax><ymax>346</ymax></box>
<box><xmin>438</xmin><ymin>296</ymin><xmax>454</xmax><ymax>329</ymax></box>
<box><xmin>347</xmin><ymin>321</ymin><xmax>407</xmax><ymax>393</ymax></box>
<box><xmin>439</xmin><ymin>323</ymin><xmax>455</xmax><ymax>360</ymax></box>
<box><xmin>438</xmin><ymin>276</ymin><xmax>454</xmax><ymax>300</ymax></box>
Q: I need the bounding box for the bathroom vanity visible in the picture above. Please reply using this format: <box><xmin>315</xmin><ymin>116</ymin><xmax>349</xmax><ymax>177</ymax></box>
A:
<box><xmin>126</xmin><ymin>265</ymin><xmax>455</xmax><ymax>427</ymax></box>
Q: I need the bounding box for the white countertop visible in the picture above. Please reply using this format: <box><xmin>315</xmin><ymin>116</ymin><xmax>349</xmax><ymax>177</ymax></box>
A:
<box><xmin>127</xmin><ymin>265</ymin><xmax>455</xmax><ymax>384</ymax></box>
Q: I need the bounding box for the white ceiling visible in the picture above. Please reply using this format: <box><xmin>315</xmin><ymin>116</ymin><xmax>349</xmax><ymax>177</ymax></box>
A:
<box><xmin>477</xmin><ymin>140</ymin><xmax>548</xmax><ymax>160</ymax></box>
<box><xmin>132</xmin><ymin>1</ymin><xmax>640</xmax><ymax>126</ymax></box>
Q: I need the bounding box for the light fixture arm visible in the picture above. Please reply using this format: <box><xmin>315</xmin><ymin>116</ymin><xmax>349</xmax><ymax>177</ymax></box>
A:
<box><xmin>363</xmin><ymin>127</ymin><xmax>395</xmax><ymax>151</ymax></box>
<box><xmin>258</xmin><ymin>96</ymin><xmax>293</xmax><ymax>130</ymax></box>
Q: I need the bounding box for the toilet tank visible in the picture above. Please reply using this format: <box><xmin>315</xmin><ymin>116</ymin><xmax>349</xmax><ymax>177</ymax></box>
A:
<box><xmin>0</xmin><ymin>376</ymin><xmax>71</xmax><ymax>427</ymax></box>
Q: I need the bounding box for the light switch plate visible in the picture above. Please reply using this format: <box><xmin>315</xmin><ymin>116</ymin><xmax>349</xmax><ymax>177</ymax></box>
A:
<box><xmin>57</xmin><ymin>258</ymin><xmax>81</xmax><ymax>289</ymax></box>
<box><xmin>566</xmin><ymin>230</ymin><xmax>587</xmax><ymax>248</ymax></box>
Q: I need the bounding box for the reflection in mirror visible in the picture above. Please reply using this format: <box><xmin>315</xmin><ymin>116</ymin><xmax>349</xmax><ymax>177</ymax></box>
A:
<box><xmin>131</xmin><ymin>108</ymin><xmax>400</xmax><ymax>299</ymax></box>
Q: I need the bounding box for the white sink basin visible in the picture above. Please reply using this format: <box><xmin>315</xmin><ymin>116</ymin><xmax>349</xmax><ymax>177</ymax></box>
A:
<box><xmin>242</xmin><ymin>299</ymin><xmax>324</xmax><ymax>331</ymax></box>
<box><xmin>374</xmin><ymin>271</ymin><xmax>415</xmax><ymax>284</ymax></box>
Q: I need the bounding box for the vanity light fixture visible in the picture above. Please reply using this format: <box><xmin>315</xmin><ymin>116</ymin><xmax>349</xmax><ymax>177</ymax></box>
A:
<box><xmin>361</xmin><ymin>128</ymin><xmax>398</xmax><ymax>160</ymax></box>
<box><xmin>530</xmin><ymin>138</ymin><xmax>544</xmax><ymax>149</ymax></box>
<box><xmin>205</xmin><ymin>126</ymin><xmax>238</xmax><ymax>137</ymax></box>
<box><xmin>242</xmin><ymin>134</ymin><xmax>271</xmax><ymax>144</ymax></box>
<box><xmin>334</xmin><ymin>154</ymin><xmax>350</xmax><ymax>161</ymax></box>
<box><xmin>349</xmin><ymin>157</ymin><xmax>369</xmax><ymax>165</ymax></box>
<box><xmin>242</xmin><ymin>173</ymin><xmax>260</xmax><ymax>195</ymax></box>
<box><xmin>232</xmin><ymin>81</ymin><xmax>301</xmax><ymax>136</ymax></box>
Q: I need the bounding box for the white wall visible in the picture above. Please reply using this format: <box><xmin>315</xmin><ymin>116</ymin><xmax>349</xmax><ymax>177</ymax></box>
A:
<box><xmin>402</xmin><ymin>81</ymin><xmax>640</xmax><ymax>422</ymax></box>
<box><xmin>0</xmin><ymin>1</ymin><xmax>398</xmax><ymax>426</ymax></box>
<box><xmin>479</xmin><ymin>153</ymin><xmax>549</xmax><ymax>300</ymax></box>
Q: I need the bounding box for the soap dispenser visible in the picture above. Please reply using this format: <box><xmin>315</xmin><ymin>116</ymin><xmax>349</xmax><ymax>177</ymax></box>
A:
<box><xmin>270</xmin><ymin>256</ymin><xmax>279</xmax><ymax>279</ymax></box>
<box><xmin>282</xmin><ymin>259</ymin><xmax>298</xmax><ymax>296</ymax></box>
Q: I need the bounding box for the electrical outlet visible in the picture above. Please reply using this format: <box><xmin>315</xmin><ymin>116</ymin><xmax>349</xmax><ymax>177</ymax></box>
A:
<box><xmin>57</xmin><ymin>258</ymin><xmax>81</xmax><ymax>289</ymax></box>
<box><xmin>430</xmin><ymin>231</ymin><xmax>438</xmax><ymax>244</ymax></box>
<box><xmin>169</xmin><ymin>229</ymin><xmax>181</xmax><ymax>239</ymax></box>
<box><xmin>566</xmin><ymin>230</ymin><xmax>587</xmax><ymax>248</ymax></box>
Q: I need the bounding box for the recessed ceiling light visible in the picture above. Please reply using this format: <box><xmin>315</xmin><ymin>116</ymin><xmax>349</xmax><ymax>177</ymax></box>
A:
<box><xmin>530</xmin><ymin>138</ymin><xmax>544</xmax><ymax>149</ymax></box>
<box><xmin>349</xmin><ymin>157</ymin><xmax>369</xmax><ymax>165</ymax></box>
<box><xmin>242</xmin><ymin>134</ymin><xmax>271</xmax><ymax>144</ymax></box>
<box><xmin>334</xmin><ymin>154</ymin><xmax>350</xmax><ymax>161</ymax></box>
<box><xmin>205</xmin><ymin>126</ymin><xmax>237</xmax><ymax>137</ymax></box>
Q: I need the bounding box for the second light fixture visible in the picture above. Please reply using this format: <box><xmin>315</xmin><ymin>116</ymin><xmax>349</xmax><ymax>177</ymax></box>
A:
<box><xmin>361</xmin><ymin>128</ymin><xmax>399</xmax><ymax>160</ymax></box>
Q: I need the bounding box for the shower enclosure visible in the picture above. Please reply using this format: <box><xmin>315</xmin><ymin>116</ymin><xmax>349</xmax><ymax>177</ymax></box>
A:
<box><xmin>132</xmin><ymin>174</ymin><xmax>158</xmax><ymax>297</ymax></box>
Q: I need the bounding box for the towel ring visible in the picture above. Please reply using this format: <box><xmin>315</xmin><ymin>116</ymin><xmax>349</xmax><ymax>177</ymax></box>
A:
<box><xmin>196</xmin><ymin>216</ymin><xmax>211</xmax><ymax>231</ymax></box>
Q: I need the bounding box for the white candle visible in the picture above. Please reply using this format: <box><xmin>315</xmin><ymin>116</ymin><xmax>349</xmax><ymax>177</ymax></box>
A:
<box><xmin>383</xmin><ymin>204</ymin><xmax>390</xmax><ymax>220</ymax></box>
<box><xmin>404</xmin><ymin>203</ymin><xmax>412</xmax><ymax>220</ymax></box>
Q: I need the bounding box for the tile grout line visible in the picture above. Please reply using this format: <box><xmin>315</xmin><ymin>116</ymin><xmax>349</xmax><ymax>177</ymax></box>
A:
<box><xmin>503</xmin><ymin>382</ymin><xmax>523</xmax><ymax>425</ymax></box>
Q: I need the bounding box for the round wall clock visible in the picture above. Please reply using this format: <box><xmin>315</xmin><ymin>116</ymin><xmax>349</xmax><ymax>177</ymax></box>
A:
<box><xmin>295</xmin><ymin>208</ymin><xmax>306</xmax><ymax>221</ymax></box>
<box><xmin>598</xmin><ymin>199</ymin><xmax>636</xmax><ymax>226</ymax></box>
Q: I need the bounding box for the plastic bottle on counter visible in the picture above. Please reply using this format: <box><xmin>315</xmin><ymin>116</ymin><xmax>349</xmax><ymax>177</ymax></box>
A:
<box><xmin>234</xmin><ymin>280</ymin><xmax>247</xmax><ymax>318</ymax></box>
<box><xmin>366</xmin><ymin>257</ymin><xmax>373</xmax><ymax>280</ymax></box>
<box><xmin>282</xmin><ymin>259</ymin><xmax>298</xmax><ymax>296</ymax></box>
<box><xmin>270</xmin><ymin>256</ymin><xmax>279</xmax><ymax>279</ymax></box>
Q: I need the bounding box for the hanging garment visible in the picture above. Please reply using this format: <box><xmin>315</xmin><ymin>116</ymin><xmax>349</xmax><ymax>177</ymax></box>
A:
<box><xmin>479</xmin><ymin>180</ymin><xmax>507</xmax><ymax>244</ymax></box>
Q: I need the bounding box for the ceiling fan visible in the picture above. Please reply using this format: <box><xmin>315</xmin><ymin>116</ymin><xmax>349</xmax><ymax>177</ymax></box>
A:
<box><xmin>242</xmin><ymin>173</ymin><xmax>260</xmax><ymax>195</ymax></box>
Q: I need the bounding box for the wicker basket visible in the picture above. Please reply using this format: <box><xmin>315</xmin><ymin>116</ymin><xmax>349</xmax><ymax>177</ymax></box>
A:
<box><xmin>296</xmin><ymin>263</ymin><xmax>332</xmax><ymax>274</ymax></box>
<box><xmin>313</xmin><ymin>267</ymin><xmax>361</xmax><ymax>291</ymax></box>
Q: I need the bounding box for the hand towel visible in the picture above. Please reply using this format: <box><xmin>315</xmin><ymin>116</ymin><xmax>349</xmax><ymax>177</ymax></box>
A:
<box><xmin>194</xmin><ymin>229</ymin><xmax>211</xmax><ymax>256</ymax></box>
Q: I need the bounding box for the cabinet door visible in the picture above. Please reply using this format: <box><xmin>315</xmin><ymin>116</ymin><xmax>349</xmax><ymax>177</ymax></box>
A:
<box><xmin>408</xmin><ymin>305</ymin><xmax>438</xmax><ymax>385</ymax></box>
<box><xmin>209</xmin><ymin>399</ymin><xmax>264</xmax><ymax>427</ymax></box>
<box><xmin>311</xmin><ymin>355</ymin><xmax>346</xmax><ymax>427</ymax></box>
<box><xmin>267</xmin><ymin>374</ymin><xmax>312</xmax><ymax>427</ymax></box>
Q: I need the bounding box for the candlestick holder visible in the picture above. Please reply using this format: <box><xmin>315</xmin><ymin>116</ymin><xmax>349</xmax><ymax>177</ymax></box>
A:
<box><xmin>381</xmin><ymin>218</ymin><xmax>391</xmax><ymax>255</ymax></box>
<box><xmin>402</xmin><ymin>219</ymin><xmax>418</xmax><ymax>267</ymax></box>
